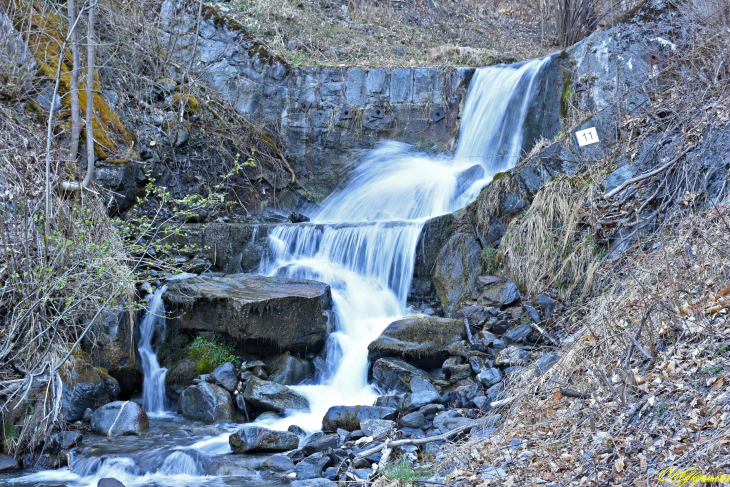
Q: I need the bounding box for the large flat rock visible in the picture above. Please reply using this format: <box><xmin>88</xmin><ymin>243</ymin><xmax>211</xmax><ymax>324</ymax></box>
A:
<box><xmin>164</xmin><ymin>274</ymin><xmax>332</xmax><ymax>354</ymax></box>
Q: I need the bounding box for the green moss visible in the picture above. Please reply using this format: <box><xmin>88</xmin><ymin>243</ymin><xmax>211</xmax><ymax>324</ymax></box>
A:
<box><xmin>560</xmin><ymin>78</ymin><xmax>573</xmax><ymax>118</ymax></box>
<box><xmin>187</xmin><ymin>336</ymin><xmax>238</xmax><ymax>373</ymax></box>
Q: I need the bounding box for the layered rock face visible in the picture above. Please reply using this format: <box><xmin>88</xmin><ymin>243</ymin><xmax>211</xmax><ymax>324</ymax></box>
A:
<box><xmin>163</xmin><ymin>274</ymin><xmax>332</xmax><ymax>354</ymax></box>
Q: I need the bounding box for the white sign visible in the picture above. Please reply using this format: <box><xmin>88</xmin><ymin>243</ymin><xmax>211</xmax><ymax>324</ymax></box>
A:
<box><xmin>575</xmin><ymin>127</ymin><xmax>600</xmax><ymax>147</ymax></box>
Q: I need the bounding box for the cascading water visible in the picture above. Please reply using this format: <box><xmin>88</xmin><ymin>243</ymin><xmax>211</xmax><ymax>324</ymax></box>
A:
<box><xmin>5</xmin><ymin>57</ymin><xmax>551</xmax><ymax>487</ymax></box>
<box><xmin>255</xmin><ymin>57</ymin><xmax>552</xmax><ymax>432</ymax></box>
<box><xmin>138</xmin><ymin>286</ymin><xmax>169</xmax><ymax>416</ymax></box>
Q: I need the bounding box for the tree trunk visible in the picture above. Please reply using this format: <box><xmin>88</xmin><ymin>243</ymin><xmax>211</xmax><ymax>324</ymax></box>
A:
<box><xmin>67</xmin><ymin>0</ymin><xmax>81</xmax><ymax>164</ymax></box>
<box><xmin>82</xmin><ymin>4</ymin><xmax>96</xmax><ymax>189</ymax></box>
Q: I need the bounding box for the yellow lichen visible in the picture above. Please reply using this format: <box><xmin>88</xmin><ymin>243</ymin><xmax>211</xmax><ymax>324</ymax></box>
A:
<box><xmin>4</xmin><ymin>0</ymin><xmax>135</xmax><ymax>161</ymax></box>
<box><xmin>172</xmin><ymin>93</ymin><xmax>199</xmax><ymax>116</ymax></box>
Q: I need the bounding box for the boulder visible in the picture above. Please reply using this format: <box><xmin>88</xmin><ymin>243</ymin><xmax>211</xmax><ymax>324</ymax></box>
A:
<box><xmin>301</xmin><ymin>433</ymin><xmax>339</xmax><ymax>456</ymax></box>
<box><xmin>291</xmin><ymin>480</ymin><xmax>337</xmax><ymax>487</ymax></box>
<box><xmin>91</xmin><ymin>401</ymin><xmax>149</xmax><ymax>436</ymax></box>
<box><xmin>400</xmin><ymin>411</ymin><xmax>425</xmax><ymax>429</ymax></box>
<box><xmin>433</xmin><ymin>410</ymin><xmax>473</xmax><ymax>434</ymax></box>
<box><xmin>360</xmin><ymin>419</ymin><xmax>395</xmax><ymax>438</ymax></box>
<box><xmin>48</xmin><ymin>431</ymin><xmax>83</xmax><ymax>452</ymax></box>
<box><xmin>535</xmin><ymin>352</ymin><xmax>560</xmax><ymax>375</ymax></box>
<box><xmin>163</xmin><ymin>274</ymin><xmax>332</xmax><ymax>354</ymax></box>
<box><xmin>371</xmin><ymin>358</ymin><xmax>437</xmax><ymax>394</ymax></box>
<box><xmin>98</xmin><ymin>479</ymin><xmax>126</xmax><ymax>487</ymax></box>
<box><xmin>535</xmin><ymin>293</ymin><xmax>556</xmax><ymax>318</ymax></box>
<box><xmin>322</xmin><ymin>405</ymin><xmax>397</xmax><ymax>432</ymax></box>
<box><xmin>295</xmin><ymin>452</ymin><xmax>331</xmax><ymax>480</ymax></box>
<box><xmin>374</xmin><ymin>394</ymin><xmax>405</xmax><ymax>410</ymax></box>
<box><xmin>478</xmin><ymin>280</ymin><xmax>520</xmax><ymax>307</ymax></box>
<box><xmin>432</xmin><ymin>233</ymin><xmax>482</xmax><ymax>317</ymax></box>
<box><xmin>243</xmin><ymin>377</ymin><xmax>309</xmax><ymax>413</ymax></box>
<box><xmin>457</xmin><ymin>306</ymin><xmax>495</xmax><ymax>327</ymax></box>
<box><xmin>0</xmin><ymin>454</ymin><xmax>18</xmax><ymax>472</ymax></box>
<box><xmin>402</xmin><ymin>377</ymin><xmax>441</xmax><ymax>412</ymax></box>
<box><xmin>477</xmin><ymin>368</ymin><xmax>503</xmax><ymax>388</ymax></box>
<box><xmin>503</xmin><ymin>324</ymin><xmax>533</xmax><ymax>344</ymax></box>
<box><xmin>165</xmin><ymin>357</ymin><xmax>200</xmax><ymax>400</ymax></box>
<box><xmin>367</xmin><ymin>316</ymin><xmax>466</xmax><ymax>369</ymax></box>
<box><xmin>261</xmin><ymin>454</ymin><xmax>296</xmax><ymax>472</ymax></box>
<box><xmin>180</xmin><ymin>382</ymin><xmax>234</xmax><ymax>423</ymax></box>
<box><xmin>81</xmin><ymin>307</ymin><xmax>135</xmax><ymax>381</ymax></box>
<box><xmin>229</xmin><ymin>426</ymin><xmax>299</xmax><ymax>453</ymax></box>
<box><xmin>59</xmin><ymin>353</ymin><xmax>120</xmax><ymax>421</ymax></box>
<box><xmin>495</xmin><ymin>346</ymin><xmax>530</xmax><ymax>367</ymax></box>
<box><xmin>211</xmin><ymin>362</ymin><xmax>238</xmax><ymax>392</ymax></box>
<box><xmin>267</xmin><ymin>354</ymin><xmax>314</xmax><ymax>386</ymax></box>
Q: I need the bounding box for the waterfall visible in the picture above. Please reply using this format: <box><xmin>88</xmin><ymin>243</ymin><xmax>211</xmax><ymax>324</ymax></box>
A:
<box><xmin>138</xmin><ymin>285</ymin><xmax>169</xmax><ymax>415</ymax></box>
<box><xmin>257</xmin><ymin>58</ymin><xmax>551</xmax><ymax>432</ymax></box>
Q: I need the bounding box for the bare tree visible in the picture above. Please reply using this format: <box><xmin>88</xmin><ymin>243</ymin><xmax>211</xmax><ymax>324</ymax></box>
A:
<box><xmin>67</xmin><ymin>0</ymin><xmax>81</xmax><ymax>164</ymax></box>
<box><xmin>82</xmin><ymin>2</ymin><xmax>95</xmax><ymax>189</ymax></box>
<box><xmin>557</xmin><ymin>0</ymin><xmax>597</xmax><ymax>47</ymax></box>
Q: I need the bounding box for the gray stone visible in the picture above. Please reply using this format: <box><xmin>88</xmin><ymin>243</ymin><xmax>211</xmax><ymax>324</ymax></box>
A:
<box><xmin>367</xmin><ymin>316</ymin><xmax>466</xmax><ymax>369</ymax></box>
<box><xmin>433</xmin><ymin>233</ymin><xmax>482</xmax><ymax>317</ymax></box>
<box><xmin>301</xmin><ymin>433</ymin><xmax>339</xmax><ymax>455</ymax></box>
<box><xmin>477</xmin><ymin>368</ymin><xmax>503</xmax><ymax>387</ymax></box>
<box><xmin>360</xmin><ymin>419</ymin><xmax>395</xmax><ymax>438</ymax></box>
<box><xmin>229</xmin><ymin>426</ymin><xmax>299</xmax><ymax>453</ymax></box>
<box><xmin>0</xmin><ymin>454</ymin><xmax>18</xmax><ymax>472</ymax></box>
<box><xmin>374</xmin><ymin>394</ymin><xmax>405</xmax><ymax>410</ymax></box>
<box><xmin>261</xmin><ymin>454</ymin><xmax>295</xmax><ymax>472</ymax></box>
<box><xmin>243</xmin><ymin>377</ymin><xmax>309</xmax><ymax>413</ymax></box>
<box><xmin>536</xmin><ymin>352</ymin><xmax>560</xmax><ymax>375</ymax></box>
<box><xmin>211</xmin><ymin>362</ymin><xmax>238</xmax><ymax>392</ymax></box>
<box><xmin>523</xmin><ymin>304</ymin><xmax>541</xmax><ymax>323</ymax></box>
<box><xmin>291</xmin><ymin>479</ymin><xmax>337</xmax><ymax>487</ymax></box>
<box><xmin>59</xmin><ymin>354</ymin><xmax>120</xmax><ymax>422</ymax></box>
<box><xmin>402</xmin><ymin>376</ymin><xmax>441</xmax><ymax>412</ymax></box>
<box><xmin>294</xmin><ymin>452</ymin><xmax>331</xmax><ymax>480</ymax></box>
<box><xmin>468</xmin><ymin>355</ymin><xmax>488</xmax><ymax>375</ymax></box>
<box><xmin>371</xmin><ymin>358</ymin><xmax>437</xmax><ymax>394</ymax></box>
<box><xmin>91</xmin><ymin>401</ymin><xmax>149</xmax><ymax>436</ymax></box>
<box><xmin>390</xmin><ymin>68</ymin><xmax>413</xmax><ymax>102</ymax></box>
<box><xmin>267</xmin><ymin>354</ymin><xmax>314</xmax><ymax>386</ymax></box>
<box><xmin>433</xmin><ymin>410</ymin><xmax>473</xmax><ymax>434</ymax></box>
<box><xmin>604</xmin><ymin>165</ymin><xmax>634</xmax><ymax>193</ymax></box>
<box><xmin>98</xmin><ymin>479</ymin><xmax>126</xmax><ymax>487</ymax></box>
<box><xmin>535</xmin><ymin>293</ymin><xmax>556</xmax><ymax>318</ymax></box>
<box><xmin>400</xmin><ymin>411</ymin><xmax>425</xmax><ymax>428</ymax></box>
<box><xmin>322</xmin><ymin>405</ymin><xmax>397</xmax><ymax>432</ymax></box>
<box><xmin>82</xmin><ymin>408</ymin><xmax>94</xmax><ymax>422</ymax></box>
<box><xmin>163</xmin><ymin>274</ymin><xmax>332</xmax><ymax>354</ymax></box>
<box><xmin>180</xmin><ymin>382</ymin><xmax>234</xmax><ymax>423</ymax></box>
<box><xmin>503</xmin><ymin>324</ymin><xmax>533</xmax><ymax>344</ymax></box>
<box><xmin>478</xmin><ymin>280</ymin><xmax>520</xmax><ymax>307</ymax></box>
<box><xmin>495</xmin><ymin>346</ymin><xmax>530</xmax><ymax>367</ymax></box>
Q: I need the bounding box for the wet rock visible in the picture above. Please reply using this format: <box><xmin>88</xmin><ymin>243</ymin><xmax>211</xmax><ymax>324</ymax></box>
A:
<box><xmin>211</xmin><ymin>362</ymin><xmax>238</xmax><ymax>392</ymax></box>
<box><xmin>163</xmin><ymin>274</ymin><xmax>332</xmax><ymax>354</ymax></box>
<box><xmin>98</xmin><ymin>479</ymin><xmax>126</xmax><ymax>487</ymax></box>
<box><xmin>478</xmin><ymin>280</ymin><xmax>520</xmax><ymax>307</ymax></box>
<box><xmin>360</xmin><ymin>419</ymin><xmax>395</xmax><ymax>438</ymax></box>
<box><xmin>402</xmin><ymin>377</ymin><xmax>441</xmax><ymax>412</ymax></box>
<box><xmin>473</xmin><ymin>396</ymin><xmax>489</xmax><ymax>410</ymax></box>
<box><xmin>367</xmin><ymin>316</ymin><xmax>466</xmax><ymax>369</ymax></box>
<box><xmin>457</xmin><ymin>306</ymin><xmax>493</xmax><ymax>327</ymax></box>
<box><xmin>432</xmin><ymin>233</ymin><xmax>482</xmax><ymax>317</ymax></box>
<box><xmin>468</xmin><ymin>355</ymin><xmax>489</xmax><ymax>375</ymax></box>
<box><xmin>267</xmin><ymin>354</ymin><xmax>314</xmax><ymax>386</ymax></box>
<box><xmin>288</xmin><ymin>424</ymin><xmax>307</xmax><ymax>437</ymax></box>
<box><xmin>503</xmin><ymin>324</ymin><xmax>533</xmax><ymax>344</ymax></box>
<box><xmin>495</xmin><ymin>346</ymin><xmax>530</xmax><ymax>367</ymax></box>
<box><xmin>371</xmin><ymin>358</ymin><xmax>436</xmax><ymax>394</ymax></box>
<box><xmin>59</xmin><ymin>353</ymin><xmax>120</xmax><ymax>421</ymax></box>
<box><xmin>490</xmin><ymin>320</ymin><xmax>512</xmax><ymax>336</ymax></box>
<box><xmin>419</xmin><ymin>403</ymin><xmax>444</xmax><ymax>418</ymax></box>
<box><xmin>48</xmin><ymin>431</ymin><xmax>83</xmax><ymax>452</ymax></box>
<box><xmin>165</xmin><ymin>358</ymin><xmax>200</xmax><ymax>401</ymax></box>
<box><xmin>91</xmin><ymin>401</ymin><xmax>149</xmax><ymax>436</ymax></box>
<box><xmin>0</xmin><ymin>454</ymin><xmax>18</xmax><ymax>472</ymax></box>
<box><xmin>261</xmin><ymin>454</ymin><xmax>295</xmax><ymax>472</ymax></box>
<box><xmin>477</xmin><ymin>368</ymin><xmax>503</xmax><ymax>388</ymax></box>
<box><xmin>82</xmin><ymin>408</ymin><xmax>94</xmax><ymax>422</ymax></box>
<box><xmin>295</xmin><ymin>452</ymin><xmax>331</xmax><ymax>480</ymax></box>
<box><xmin>374</xmin><ymin>394</ymin><xmax>405</xmax><ymax>411</ymax></box>
<box><xmin>400</xmin><ymin>411</ymin><xmax>425</xmax><ymax>428</ymax></box>
<box><xmin>322</xmin><ymin>405</ymin><xmax>397</xmax><ymax>432</ymax></box>
<box><xmin>301</xmin><ymin>433</ymin><xmax>339</xmax><ymax>455</ymax></box>
<box><xmin>243</xmin><ymin>377</ymin><xmax>309</xmax><ymax>413</ymax></box>
<box><xmin>180</xmin><ymin>382</ymin><xmax>234</xmax><ymax>423</ymax></box>
<box><xmin>229</xmin><ymin>426</ymin><xmax>299</xmax><ymax>453</ymax></box>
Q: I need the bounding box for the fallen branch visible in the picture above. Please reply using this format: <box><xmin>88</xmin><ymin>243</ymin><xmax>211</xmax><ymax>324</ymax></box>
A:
<box><xmin>490</xmin><ymin>396</ymin><xmax>516</xmax><ymax>408</ymax></box>
<box><xmin>529</xmin><ymin>321</ymin><xmax>559</xmax><ymax>346</ymax></box>
<box><xmin>354</xmin><ymin>421</ymin><xmax>480</xmax><ymax>459</ymax></box>
<box><xmin>463</xmin><ymin>317</ymin><xmax>475</xmax><ymax>345</ymax></box>
<box><xmin>603</xmin><ymin>144</ymin><xmax>696</xmax><ymax>199</ymax></box>
<box><xmin>559</xmin><ymin>388</ymin><xmax>591</xmax><ymax>399</ymax></box>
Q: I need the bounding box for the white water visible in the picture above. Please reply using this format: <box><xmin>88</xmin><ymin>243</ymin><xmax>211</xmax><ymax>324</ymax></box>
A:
<box><xmin>6</xmin><ymin>57</ymin><xmax>551</xmax><ymax>486</ymax></box>
<box><xmin>138</xmin><ymin>286</ymin><xmax>170</xmax><ymax>416</ymax></box>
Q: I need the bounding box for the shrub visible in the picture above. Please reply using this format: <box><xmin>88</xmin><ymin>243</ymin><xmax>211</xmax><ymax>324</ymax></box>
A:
<box><xmin>382</xmin><ymin>458</ymin><xmax>430</xmax><ymax>486</ymax></box>
<box><xmin>187</xmin><ymin>336</ymin><xmax>238</xmax><ymax>374</ymax></box>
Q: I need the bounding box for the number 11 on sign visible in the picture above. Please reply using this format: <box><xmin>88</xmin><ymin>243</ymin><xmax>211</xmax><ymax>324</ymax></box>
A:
<box><xmin>575</xmin><ymin>127</ymin><xmax>599</xmax><ymax>147</ymax></box>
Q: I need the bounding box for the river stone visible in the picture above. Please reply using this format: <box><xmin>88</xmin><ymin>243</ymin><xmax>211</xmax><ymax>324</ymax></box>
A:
<box><xmin>374</xmin><ymin>394</ymin><xmax>405</xmax><ymax>411</ymax></box>
<box><xmin>402</xmin><ymin>376</ymin><xmax>441</xmax><ymax>412</ymax></box>
<box><xmin>360</xmin><ymin>419</ymin><xmax>395</xmax><ymax>438</ymax></box>
<box><xmin>165</xmin><ymin>358</ymin><xmax>200</xmax><ymax>400</ymax></box>
<box><xmin>291</xmin><ymin>479</ymin><xmax>337</xmax><ymax>487</ymax></box>
<box><xmin>0</xmin><ymin>454</ymin><xmax>18</xmax><ymax>471</ymax></box>
<box><xmin>261</xmin><ymin>454</ymin><xmax>295</xmax><ymax>472</ymax></box>
<box><xmin>367</xmin><ymin>316</ymin><xmax>466</xmax><ymax>369</ymax></box>
<box><xmin>295</xmin><ymin>452</ymin><xmax>331</xmax><ymax>480</ymax></box>
<box><xmin>322</xmin><ymin>405</ymin><xmax>398</xmax><ymax>432</ymax></box>
<box><xmin>434</xmin><ymin>410</ymin><xmax>473</xmax><ymax>434</ymax></box>
<box><xmin>98</xmin><ymin>479</ymin><xmax>126</xmax><ymax>487</ymax></box>
<box><xmin>48</xmin><ymin>431</ymin><xmax>83</xmax><ymax>452</ymax></box>
<box><xmin>180</xmin><ymin>382</ymin><xmax>234</xmax><ymax>423</ymax></box>
<box><xmin>400</xmin><ymin>411</ymin><xmax>425</xmax><ymax>428</ymax></box>
<box><xmin>477</xmin><ymin>368</ymin><xmax>503</xmax><ymax>387</ymax></box>
<box><xmin>301</xmin><ymin>433</ymin><xmax>339</xmax><ymax>455</ymax></box>
<box><xmin>59</xmin><ymin>354</ymin><xmax>120</xmax><ymax>421</ymax></box>
<box><xmin>536</xmin><ymin>352</ymin><xmax>560</xmax><ymax>375</ymax></box>
<box><xmin>503</xmin><ymin>324</ymin><xmax>533</xmax><ymax>344</ymax></box>
<box><xmin>91</xmin><ymin>401</ymin><xmax>149</xmax><ymax>436</ymax></box>
<box><xmin>163</xmin><ymin>274</ymin><xmax>332</xmax><ymax>354</ymax></box>
<box><xmin>432</xmin><ymin>233</ymin><xmax>482</xmax><ymax>317</ymax></box>
<box><xmin>371</xmin><ymin>358</ymin><xmax>436</xmax><ymax>394</ymax></box>
<box><xmin>535</xmin><ymin>293</ymin><xmax>556</xmax><ymax>318</ymax></box>
<box><xmin>211</xmin><ymin>362</ymin><xmax>238</xmax><ymax>392</ymax></box>
<box><xmin>495</xmin><ymin>346</ymin><xmax>530</xmax><ymax>367</ymax></box>
<box><xmin>229</xmin><ymin>426</ymin><xmax>299</xmax><ymax>453</ymax></box>
<box><xmin>478</xmin><ymin>280</ymin><xmax>520</xmax><ymax>307</ymax></box>
<box><xmin>267</xmin><ymin>354</ymin><xmax>314</xmax><ymax>386</ymax></box>
<box><xmin>243</xmin><ymin>377</ymin><xmax>309</xmax><ymax>413</ymax></box>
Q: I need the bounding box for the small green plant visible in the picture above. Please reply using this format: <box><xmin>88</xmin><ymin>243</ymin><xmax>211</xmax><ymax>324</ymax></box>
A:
<box><xmin>520</xmin><ymin>317</ymin><xmax>531</xmax><ymax>325</ymax></box>
<box><xmin>188</xmin><ymin>336</ymin><xmax>239</xmax><ymax>373</ymax></box>
<box><xmin>698</xmin><ymin>365</ymin><xmax>724</xmax><ymax>377</ymax></box>
<box><xmin>383</xmin><ymin>457</ymin><xmax>430</xmax><ymax>486</ymax></box>
<box><xmin>655</xmin><ymin>403</ymin><xmax>669</xmax><ymax>416</ymax></box>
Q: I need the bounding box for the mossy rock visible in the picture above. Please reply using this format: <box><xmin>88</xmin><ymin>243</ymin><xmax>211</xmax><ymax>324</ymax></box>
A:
<box><xmin>171</xmin><ymin>93</ymin><xmax>199</xmax><ymax>116</ymax></box>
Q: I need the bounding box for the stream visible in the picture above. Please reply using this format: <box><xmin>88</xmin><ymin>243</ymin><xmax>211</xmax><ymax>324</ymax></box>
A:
<box><xmin>3</xmin><ymin>57</ymin><xmax>550</xmax><ymax>487</ymax></box>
